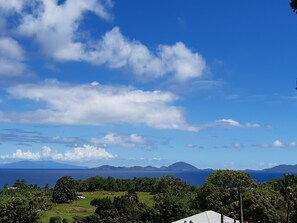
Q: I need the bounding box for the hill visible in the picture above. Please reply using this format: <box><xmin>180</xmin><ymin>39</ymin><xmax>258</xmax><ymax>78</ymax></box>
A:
<box><xmin>167</xmin><ymin>162</ymin><xmax>198</xmax><ymax>171</ymax></box>
<box><xmin>263</xmin><ymin>164</ymin><xmax>297</xmax><ymax>173</ymax></box>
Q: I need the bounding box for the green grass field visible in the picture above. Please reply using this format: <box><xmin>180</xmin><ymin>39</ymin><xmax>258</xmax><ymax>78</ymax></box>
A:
<box><xmin>40</xmin><ymin>191</ymin><xmax>154</xmax><ymax>223</ymax></box>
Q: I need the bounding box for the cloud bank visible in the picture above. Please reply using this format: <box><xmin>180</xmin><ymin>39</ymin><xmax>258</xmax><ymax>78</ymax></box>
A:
<box><xmin>1</xmin><ymin>80</ymin><xmax>195</xmax><ymax>130</ymax></box>
<box><xmin>0</xmin><ymin>145</ymin><xmax>114</xmax><ymax>162</ymax></box>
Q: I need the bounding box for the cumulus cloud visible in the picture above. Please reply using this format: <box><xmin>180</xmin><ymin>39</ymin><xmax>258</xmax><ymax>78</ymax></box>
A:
<box><xmin>87</xmin><ymin>27</ymin><xmax>206</xmax><ymax>82</ymax></box>
<box><xmin>272</xmin><ymin>140</ymin><xmax>284</xmax><ymax>148</ymax></box>
<box><xmin>1</xmin><ymin>0</ymin><xmax>206</xmax><ymax>82</ymax></box>
<box><xmin>54</xmin><ymin>145</ymin><xmax>114</xmax><ymax>161</ymax></box>
<box><xmin>92</xmin><ymin>133</ymin><xmax>147</xmax><ymax>148</ymax></box>
<box><xmin>0</xmin><ymin>145</ymin><xmax>114</xmax><ymax>162</ymax></box>
<box><xmin>0</xmin><ymin>37</ymin><xmax>27</xmax><ymax>76</ymax></box>
<box><xmin>17</xmin><ymin>0</ymin><xmax>113</xmax><ymax>60</ymax></box>
<box><xmin>0</xmin><ymin>80</ymin><xmax>195</xmax><ymax>130</ymax></box>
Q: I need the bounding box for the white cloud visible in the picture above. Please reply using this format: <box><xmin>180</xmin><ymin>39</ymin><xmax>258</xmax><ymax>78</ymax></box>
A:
<box><xmin>54</xmin><ymin>145</ymin><xmax>114</xmax><ymax>161</ymax></box>
<box><xmin>0</xmin><ymin>149</ymin><xmax>41</xmax><ymax>160</ymax></box>
<box><xmin>196</xmin><ymin>119</ymin><xmax>261</xmax><ymax>131</ymax></box>
<box><xmin>158</xmin><ymin>42</ymin><xmax>206</xmax><ymax>81</ymax></box>
<box><xmin>1</xmin><ymin>80</ymin><xmax>195</xmax><ymax>130</ymax></box>
<box><xmin>17</xmin><ymin>0</ymin><xmax>112</xmax><ymax>60</ymax></box>
<box><xmin>273</xmin><ymin>140</ymin><xmax>284</xmax><ymax>148</ymax></box>
<box><xmin>91</xmin><ymin>133</ymin><xmax>147</xmax><ymax>148</ymax></box>
<box><xmin>87</xmin><ymin>27</ymin><xmax>206</xmax><ymax>82</ymax></box>
<box><xmin>259</xmin><ymin>139</ymin><xmax>296</xmax><ymax>148</ymax></box>
<box><xmin>0</xmin><ymin>145</ymin><xmax>114</xmax><ymax>162</ymax></box>
<box><xmin>0</xmin><ymin>37</ymin><xmax>27</xmax><ymax>76</ymax></box>
<box><xmin>216</xmin><ymin>119</ymin><xmax>241</xmax><ymax>127</ymax></box>
<box><xmin>0</xmin><ymin>0</ymin><xmax>25</xmax><ymax>13</ymax></box>
<box><xmin>0</xmin><ymin>81</ymin><xmax>261</xmax><ymax>131</ymax></box>
<box><xmin>1</xmin><ymin>0</ymin><xmax>205</xmax><ymax>82</ymax></box>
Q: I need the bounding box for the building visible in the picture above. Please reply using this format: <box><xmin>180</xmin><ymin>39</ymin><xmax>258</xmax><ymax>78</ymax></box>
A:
<box><xmin>172</xmin><ymin>210</ymin><xmax>239</xmax><ymax>223</ymax></box>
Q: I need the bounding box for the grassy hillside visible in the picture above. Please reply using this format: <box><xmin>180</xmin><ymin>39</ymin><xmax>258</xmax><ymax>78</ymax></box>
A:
<box><xmin>41</xmin><ymin>191</ymin><xmax>154</xmax><ymax>223</ymax></box>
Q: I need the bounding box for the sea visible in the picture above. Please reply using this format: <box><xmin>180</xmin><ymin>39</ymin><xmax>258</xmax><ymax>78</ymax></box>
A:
<box><xmin>0</xmin><ymin>169</ymin><xmax>289</xmax><ymax>188</ymax></box>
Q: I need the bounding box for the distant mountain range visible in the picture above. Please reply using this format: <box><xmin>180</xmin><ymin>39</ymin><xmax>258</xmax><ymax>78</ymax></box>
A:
<box><xmin>91</xmin><ymin>162</ymin><xmax>202</xmax><ymax>172</ymax></box>
<box><xmin>0</xmin><ymin>160</ymin><xmax>86</xmax><ymax>169</ymax></box>
<box><xmin>262</xmin><ymin>164</ymin><xmax>297</xmax><ymax>173</ymax></box>
<box><xmin>1</xmin><ymin>160</ymin><xmax>297</xmax><ymax>173</ymax></box>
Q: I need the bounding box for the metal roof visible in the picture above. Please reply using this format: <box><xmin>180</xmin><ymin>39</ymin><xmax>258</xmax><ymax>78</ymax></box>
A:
<box><xmin>172</xmin><ymin>210</ymin><xmax>239</xmax><ymax>223</ymax></box>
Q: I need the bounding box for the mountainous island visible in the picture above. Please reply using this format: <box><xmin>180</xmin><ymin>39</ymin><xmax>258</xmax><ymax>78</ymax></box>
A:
<box><xmin>0</xmin><ymin>160</ymin><xmax>297</xmax><ymax>173</ymax></box>
<box><xmin>91</xmin><ymin>161</ymin><xmax>201</xmax><ymax>172</ymax></box>
<box><xmin>0</xmin><ymin>160</ymin><xmax>87</xmax><ymax>169</ymax></box>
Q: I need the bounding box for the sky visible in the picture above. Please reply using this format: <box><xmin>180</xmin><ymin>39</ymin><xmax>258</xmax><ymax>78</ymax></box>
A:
<box><xmin>0</xmin><ymin>0</ymin><xmax>297</xmax><ymax>169</ymax></box>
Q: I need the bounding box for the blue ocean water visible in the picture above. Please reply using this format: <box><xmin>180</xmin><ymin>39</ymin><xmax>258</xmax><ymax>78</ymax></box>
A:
<box><xmin>0</xmin><ymin>169</ymin><xmax>288</xmax><ymax>188</ymax></box>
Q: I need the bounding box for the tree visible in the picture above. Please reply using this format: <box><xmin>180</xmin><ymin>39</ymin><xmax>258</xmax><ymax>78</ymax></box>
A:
<box><xmin>194</xmin><ymin>170</ymin><xmax>256</xmax><ymax>219</ymax></box>
<box><xmin>89</xmin><ymin>192</ymin><xmax>150</xmax><ymax>223</ymax></box>
<box><xmin>291</xmin><ymin>0</ymin><xmax>297</xmax><ymax>13</ymax></box>
<box><xmin>243</xmin><ymin>186</ymin><xmax>284</xmax><ymax>223</ymax></box>
<box><xmin>0</xmin><ymin>190</ymin><xmax>51</xmax><ymax>223</ymax></box>
<box><xmin>271</xmin><ymin>174</ymin><xmax>297</xmax><ymax>223</ymax></box>
<box><xmin>152</xmin><ymin>176</ymin><xmax>194</xmax><ymax>223</ymax></box>
<box><xmin>153</xmin><ymin>192</ymin><xmax>190</xmax><ymax>223</ymax></box>
<box><xmin>13</xmin><ymin>179</ymin><xmax>30</xmax><ymax>189</ymax></box>
<box><xmin>153</xmin><ymin>175</ymin><xmax>191</xmax><ymax>195</ymax></box>
<box><xmin>52</xmin><ymin>176</ymin><xmax>78</xmax><ymax>203</ymax></box>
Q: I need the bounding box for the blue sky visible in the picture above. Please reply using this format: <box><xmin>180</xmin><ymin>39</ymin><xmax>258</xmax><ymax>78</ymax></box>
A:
<box><xmin>0</xmin><ymin>0</ymin><xmax>297</xmax><ymax>169</ymax></box>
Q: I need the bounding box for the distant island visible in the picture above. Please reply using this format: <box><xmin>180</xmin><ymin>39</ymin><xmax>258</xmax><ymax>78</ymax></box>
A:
<box><xmin>1</xmin><ymin>160</ymin><xmax>297</xmax><ymax>173</ymax></box>
<box><xmin>262</xmin><ymin>164</ymin><xmax>297</xmax><ymax>173</ymax></box>
<box><xmin>0</xmin><ymin>160</ymin><xmax>87</xmax><ymax>169</ymax></box>
<box><xmin>91</xmin><ymin>161</ymin><xmax>202</xmax><ymax>172</ymax></box>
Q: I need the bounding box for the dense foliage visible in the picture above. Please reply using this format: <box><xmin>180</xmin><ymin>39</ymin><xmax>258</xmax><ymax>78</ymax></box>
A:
<box><xmin>2</xmin><ymin>172</ymin><xmax>297</xmax><ymax>223</ymax></box>
<box><xmin>0</xmin><ymin>184</ymin><xmax>51</xmax><ymax>223</ymax></box>
<box><xmin>77</xmin><ymin>176</ymin><xmax>156</xmax><ymax>192</ymax></box>
<box><xmin>193</xmin><ymin>170</ymin><xmax>256</xmax><ymax>219</ymax></box>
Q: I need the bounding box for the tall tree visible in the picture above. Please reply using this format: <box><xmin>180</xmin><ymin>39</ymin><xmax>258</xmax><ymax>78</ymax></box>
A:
<box><xmin>52</xmin><ymin>176</ymin><xmax>78</xmax><ymax>203</ymax></box>
<box><xmin>194</xmin><ymin>170</ymin><xmax>256</xmax><ymax>220</ymax></box>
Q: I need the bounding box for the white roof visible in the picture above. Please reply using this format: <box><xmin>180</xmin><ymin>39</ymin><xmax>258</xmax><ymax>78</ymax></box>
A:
<box><xmin>172</xmin><ymin>210</ymin><xmax>239</xmax><ymax>223</ymax></box>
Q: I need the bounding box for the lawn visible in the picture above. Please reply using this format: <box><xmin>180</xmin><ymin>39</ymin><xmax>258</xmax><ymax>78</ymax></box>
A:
<box><xmin>40</xmin><ymin>191</ymin><xmax>154</xmax><ymax>223</ymax></box>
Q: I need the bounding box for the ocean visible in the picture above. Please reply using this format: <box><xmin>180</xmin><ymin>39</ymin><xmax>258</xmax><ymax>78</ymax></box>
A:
<box><xmin>0</xmin><ymin>169</ymin><xmax>288</xmax><ymax>188</ymax></box>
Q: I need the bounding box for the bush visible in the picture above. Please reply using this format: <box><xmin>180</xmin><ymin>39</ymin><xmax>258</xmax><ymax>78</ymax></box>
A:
<box><xmin>49</xmin><ymin>216</ymin><xmax>61</xmax><ymax>223</ymax></box>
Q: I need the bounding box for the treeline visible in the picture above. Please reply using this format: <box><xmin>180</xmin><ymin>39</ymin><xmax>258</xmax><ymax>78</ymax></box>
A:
<box><xmin>76</xmin><ymin>176</ymin><xmax>166</xmax><ymax>192</ymax></box>
<box><xmin>1</xmin><ymin>171</ymin><xmax>297</xmax><ymax>222</ymax></box>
